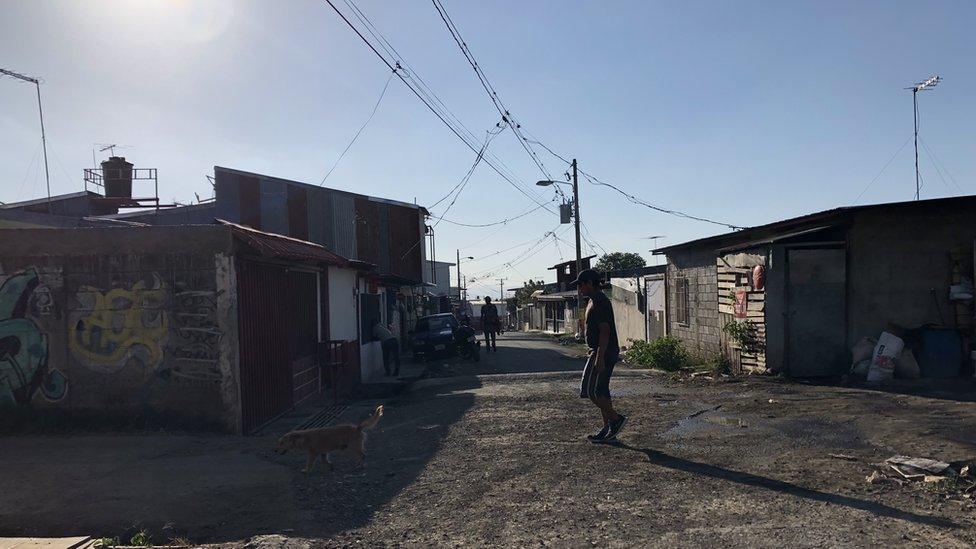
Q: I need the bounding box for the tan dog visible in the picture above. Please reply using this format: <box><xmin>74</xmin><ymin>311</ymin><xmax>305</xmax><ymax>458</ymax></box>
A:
<box><xmin>276</xmin><ymin>405</ymin><xmax>384</xmax><ymax>473</ymax></box>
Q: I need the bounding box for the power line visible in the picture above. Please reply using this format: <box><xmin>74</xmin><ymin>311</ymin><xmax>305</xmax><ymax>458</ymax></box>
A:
<box><xmin>428</xmin><ymin>200</ymin><xmax>552</xmax><ymax>227</ymax></box>
<box><xmin>323</xmin><ymin>0</ymin><xmax>557</xmax><ymax>215</ymax></box>
<box><xmin>430</xmin><ymin>0</ymin><xmax>555</xmax><ymax>182</ymax></box>
<box><xmin>320</xmin><ymin>70</ymin><xmax>395</xmax><ymax>185</ymax></box>
<box><xmin>428</xmin><ymin>121</ymin><xmax>506</xmax><ymax>213</ymax></box>
<box><xmin>526</xmin><ymin>134</ymin><xmax>743</xmax><ymax>230</ymax></box>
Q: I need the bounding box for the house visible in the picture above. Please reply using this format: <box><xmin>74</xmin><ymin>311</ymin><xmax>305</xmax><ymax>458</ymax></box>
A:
<box><xmin>605</xmin><ymin>265</ymin><xmax>667</xmax><ymax>348</ymax></box>
<box><xmin>530</xmin><ymin>256</ymin><xmax>596</xmax><ymax>334</ymax></box>
<box><xmin>422</xmin><ymin>259</ymin><xmax>456</xmax><ymax>314</ymax></box>
<box><xmin>0</xmin><ymin>223</ymin><xmax>369</xmax><ymax>434</ymax></box>
<box><xmin>655</xmin><ymin>195</ymin><xmax>976</xmax><ymax>378</ymax></box>
<box><xmin>2</xmin><ymin>163</ymin><xmax>432</xmax><ymax>382</ymax></box>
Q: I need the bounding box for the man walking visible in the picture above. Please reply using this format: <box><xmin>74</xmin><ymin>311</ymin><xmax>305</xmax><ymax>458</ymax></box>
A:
<box><xmin>574</xmin><ymin>269</ymin><xmax>626</xmax><ymax>442</ymax></box>
<box><xmin>481</xmin><ymin>296</ymin><xmax>499</xmax><ymax>352</ymax></box>
<box><xmin>373</xmin><ymin>321</ymin><xmax>400</xmax><ymax>376</ymax></box>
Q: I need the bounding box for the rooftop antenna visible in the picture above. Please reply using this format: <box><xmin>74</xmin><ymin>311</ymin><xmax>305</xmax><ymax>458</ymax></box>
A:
<box><xmin>906</xmin><ymin>75</ymin><xmax>941</xmax><ymax>200</ymax></box>
<box><xmin>1</xmin><ymin>68</ymin><xmax>51</xmax><ymax>213</ymax></box>
<box><xmin>642</xmin><ymin>235</ymin><xmax>666</xmax><ymax>264</ymax></box>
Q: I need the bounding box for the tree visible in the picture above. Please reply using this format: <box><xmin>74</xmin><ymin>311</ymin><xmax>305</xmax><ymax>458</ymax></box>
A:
<box><xmin>595</xmin><ymin>252</ymin><xmax>646</xmax><ymax>273</ymax></box>
<box><xmin>514</xmin><ymin>279</ymin><xmax>546</xmax><ymax>307</ymax></box>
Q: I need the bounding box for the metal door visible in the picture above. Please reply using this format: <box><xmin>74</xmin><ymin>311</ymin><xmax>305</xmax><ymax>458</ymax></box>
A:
<box><xmin>644</xmin><ymin>275</ymin><xmax>666</xmax><ymax>341</ymax></box>
<box><xmin>237</xmin><ymin>261</ymin><xmax>321</xmax><ymax>432</ymax></box>
<box><xmin>786</xmin><ymin>248</ymin><xmax>847</xmax><ymax>377</ymax></box>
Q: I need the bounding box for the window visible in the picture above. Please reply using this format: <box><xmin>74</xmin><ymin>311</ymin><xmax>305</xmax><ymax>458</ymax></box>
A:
<box><xmin>676</xmin><ymin>276</ymin><xmax>690</xmax><ymax>326</ymax></box>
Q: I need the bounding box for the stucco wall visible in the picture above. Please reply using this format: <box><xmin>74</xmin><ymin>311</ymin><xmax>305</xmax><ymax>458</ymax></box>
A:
<box><xmin>328</xmin><ymin>266</ymin><xmax>358</xmax><ymax>342</ymax></box>
<box><xmin>667</xmin><ymin>248</ymin><xmax>721</xmax><ymax>358</ymax></box>
<box><xmin>0</xmin><ymin>226</ymin><xmax>240</xmax><ymax>432</ymax></box>
<box><xmin>610</xmin><ymin>283</ymin><xmax>645</xmax><ymax>348</ymax></box>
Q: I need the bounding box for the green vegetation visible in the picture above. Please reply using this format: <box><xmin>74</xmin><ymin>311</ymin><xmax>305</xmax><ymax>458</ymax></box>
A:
<box><xmin>514</xmin><ymin>279</ymin><xmax>546</xmax><ymax>306</ymax></box>
<box><xmin>130</xmin><ymin>530</ymin><xmax>151</xmax><ymax>547</ymax></box>
<box><xmin>722</xmin><ymin>319</ymin><xmax>755</xmax><ymax>348</ymax></box>
<box><xmin>96</xmin><ymin>538</ymin><xmax>119</xmax><ymax>548</ymax></box>
<box><xmin>625</xmin><ymin>337</ymin><xmax>690</xmax><ymax>371</ymax></box>
<box><xmin>595</xmin><ymin>252</ymin><xmax>646</xmax><ymax>272</ymax></box>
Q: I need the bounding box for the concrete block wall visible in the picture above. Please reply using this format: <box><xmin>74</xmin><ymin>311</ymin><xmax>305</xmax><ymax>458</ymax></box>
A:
<box><xmin>667</xmin><ymin>248</ymin><xmax>722</xmax><ymax>358</ymax></box>
<box><xmin>0</xmin><ymin>227</ymin><xmax>241</xmax><ymax>432</ymax></box>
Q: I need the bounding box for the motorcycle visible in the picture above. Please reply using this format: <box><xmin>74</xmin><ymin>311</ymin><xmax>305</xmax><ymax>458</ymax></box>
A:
<box><xmin>454</xmin><ymin>319</ymin><xmax>481</xmax><ymax>362</ymax></box>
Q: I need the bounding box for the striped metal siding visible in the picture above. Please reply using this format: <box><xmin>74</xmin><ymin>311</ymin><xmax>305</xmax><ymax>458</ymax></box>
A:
<box><xmin>331</xmin><ymin>192</ymin><xmax>357</xmax><ymax>260</ymax></box>
<box><xmin>378</xmin><ymin>204</ymin><xmax>391</xmax><ymax>273</ymax></box>
<box><xmin>260</xmin><ymin>178</ymin><xmax>288</xmax><ymax>236</ymax></box>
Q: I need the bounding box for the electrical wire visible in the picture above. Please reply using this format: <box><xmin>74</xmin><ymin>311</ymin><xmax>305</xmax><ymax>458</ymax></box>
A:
<box><xmin>428</xmin><ymin>122</ymin><xmax>506</xmax><ymax>213</ymax></box>
<box><xmin>430</xmin><ymin>0</ymin><xmax>555</xmax><ymax>182</ymax></box>
<box><xmin>320</xmin><ymin>71</ymin><xmax>395</xmax><ymax>185</ymax></box>
<box><xmin>427</xmin><ymin>200</ymin><xmax>552</xmax><ymax>227</ymax></box>
<box><xmin>525</xmin><ymin>133</ymin><xmax>743</xmax><ymax>230</ymax></box>
<box><xmin>324</xmin><ymin>0</ymin><xmax>557</xmax><ymax>215</ymax></box>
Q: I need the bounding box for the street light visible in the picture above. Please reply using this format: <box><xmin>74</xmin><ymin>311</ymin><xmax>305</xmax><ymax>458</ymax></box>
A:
<box><xmin>538</xmin><ymin>158</ymin><xmax>584</xmax><ymax>335</ymax></box>
<box><xmin>456</xmin><ymin>249</ymin><xmax>474</xmax><ymax>301</ymax></box>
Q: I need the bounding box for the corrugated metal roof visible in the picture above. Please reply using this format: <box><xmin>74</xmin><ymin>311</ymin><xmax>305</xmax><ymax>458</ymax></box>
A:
<box><xmin>218</xmin><ymin>219</ymin><xmax>349</xmax><ymax>267</ymax></box>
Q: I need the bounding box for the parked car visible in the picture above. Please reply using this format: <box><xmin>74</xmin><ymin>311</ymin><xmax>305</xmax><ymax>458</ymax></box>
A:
<box><xmin>410</xmin><ymin>313</ymin><xmax>459</xmax><ymax>360</ymax></box>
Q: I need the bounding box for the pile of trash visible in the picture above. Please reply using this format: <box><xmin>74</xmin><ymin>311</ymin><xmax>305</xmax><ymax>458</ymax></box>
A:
<box><xmin>850</xmin><ymin>325</ymin><xmax>919</xmax><ymax>382</ymax></box>
<box><xmin>866</xmin><ymin>455</ymin><xmax>976</xmax><ymax>493</ymax></box>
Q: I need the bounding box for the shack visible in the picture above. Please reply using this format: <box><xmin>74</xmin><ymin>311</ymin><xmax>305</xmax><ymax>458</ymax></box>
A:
<box><xmin>656</xmin><ymin>196</ymin><xmax>976</xmax><ymax>378</ymax></box>
<box><xmin>0</xmin><ymin>223</ymin><xmax>368</xmax><ymax>434</ymax></box>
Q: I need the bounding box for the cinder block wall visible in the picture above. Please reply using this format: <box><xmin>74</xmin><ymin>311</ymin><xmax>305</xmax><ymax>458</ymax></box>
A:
<box><xmin>666</xmin><ymin>248</ymin><xmax>721</xmax><ymax>358</ymax></box>
<box><xmin>0</xmin><ymin>227</ymin><xmax>241</xmax><ymax>432</ymax></box>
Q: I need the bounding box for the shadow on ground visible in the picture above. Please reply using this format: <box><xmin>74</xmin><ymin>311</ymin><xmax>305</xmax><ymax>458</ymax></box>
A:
<box><xmin>607</xmin><ymin>441</ymin><xmax>958</xmax><ymax>529</ymax></box>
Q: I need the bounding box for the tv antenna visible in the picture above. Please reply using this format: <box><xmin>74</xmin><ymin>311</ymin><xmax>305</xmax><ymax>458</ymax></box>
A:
<box><xmin>905</xmin><ymin>75</ymin><xmax>941</xmax><ymax>200</ymax></box>
<box><xmin>1</xmin><ymin>67</ymin><xmax>51</xmax><ymax>213</ymax></box>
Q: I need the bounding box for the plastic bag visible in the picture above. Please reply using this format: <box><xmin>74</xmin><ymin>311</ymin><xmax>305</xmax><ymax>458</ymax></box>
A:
<box><xmin>894</xmin><ymin>349</ymin><xmax>920</xmax><ymax>379</ymax></box>
<box><xmin>867</xmin><ymin>331</ymin><xmax>905</xmax><ymax>383</ymax></box>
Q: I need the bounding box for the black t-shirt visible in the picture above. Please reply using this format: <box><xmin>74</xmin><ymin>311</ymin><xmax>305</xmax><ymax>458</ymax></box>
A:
<box><xmin>585</xmin><ymin>291</ymin><xmax>619</xmax><ymax>361</ymax></box>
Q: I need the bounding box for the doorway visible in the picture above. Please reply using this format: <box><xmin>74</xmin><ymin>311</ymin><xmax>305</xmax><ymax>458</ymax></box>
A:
<box><xmin>786</xmin><ymin>248</ymin><xmax>847</xmax><ymax>377</ymax></box>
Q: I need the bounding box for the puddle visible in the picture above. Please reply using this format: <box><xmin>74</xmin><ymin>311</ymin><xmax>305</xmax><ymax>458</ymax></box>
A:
<box><xmin>662</xmin><ymin>411</ymin><xmax>754</xmax><ymax>439</ymax></box>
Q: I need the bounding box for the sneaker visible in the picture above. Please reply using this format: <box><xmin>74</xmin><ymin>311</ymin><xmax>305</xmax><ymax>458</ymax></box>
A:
<box><xmin>605</xmin><ymin>414</ymin><xmax>628</xmax><ymax>440</ymax></box>
<box><xmin>586</xmin><ymin>425</ymin><xmax>610</xmax><ymax>442</ymax></box>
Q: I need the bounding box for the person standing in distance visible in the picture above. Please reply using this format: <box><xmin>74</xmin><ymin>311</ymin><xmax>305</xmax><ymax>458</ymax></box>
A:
<box><xmin>574</xmin><ymin>269</ymin><xmax>626</xmax><ymax>442</ymax></box>
<box><xmin>481</xmin><ymin>296</ymin><xmax>499</xmax><ymax>352</ymax></box>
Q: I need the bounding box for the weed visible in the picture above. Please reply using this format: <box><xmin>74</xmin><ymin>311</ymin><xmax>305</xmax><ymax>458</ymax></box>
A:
<box><xmin>722</xmin><ymin>320</ymin><xmax>755</xmax><ymax>348</ymax></box>
<box><xmin>96</xmin><ymin>538</ymin><xmax>119</xmax><ymax>548</ymax></box>
<box><xmin>625</xmin><ymin>337</ymin><xmax>690</xmax><ymax>371</ymax></box>
<box><xmin>698</xmin><ymin>354</ymin><xmax>731</xmax><ymax>376</ymax></box>
<box><xmin>130</xmin><ymin>530</ymin><xmax>151</xmax><ymax>547</ymax></box>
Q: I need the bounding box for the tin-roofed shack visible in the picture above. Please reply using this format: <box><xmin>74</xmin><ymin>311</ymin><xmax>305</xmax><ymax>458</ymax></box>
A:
<box><xmin>656</xmin><ymin>195</ymin><xmax>976</xmax><ymax>378</ymax></box>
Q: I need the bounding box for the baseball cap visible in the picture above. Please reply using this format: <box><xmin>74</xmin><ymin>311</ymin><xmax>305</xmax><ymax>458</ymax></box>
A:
<box><xmin>570</xmin><ymin>268</ymin><xmax>602</xmax><ymax>287</ymax></box>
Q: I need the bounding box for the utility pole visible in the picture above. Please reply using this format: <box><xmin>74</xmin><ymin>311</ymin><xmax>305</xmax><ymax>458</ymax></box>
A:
<box><xmin>1</xmin><ymin>68</ymin><xmax>51</xmax><ymax>213</ymax></box>
<box><xmin>497</xmin><ymin>277</ymin><xmax>506</xmax><ymax>300</ymax></box>
<box><xmin>907</xmin><ymin>75</ymin><xmax>941</xmax><ymax>200</ymax></box>
<box><xmin>572</xmin><ymin>159</ymin><xmax>583</xmax><ymax>335</ymax></box>
<box><xmin>457</xmin><ymin>249</ymin><xmax>461</xmax><ymax>300</ymax></box>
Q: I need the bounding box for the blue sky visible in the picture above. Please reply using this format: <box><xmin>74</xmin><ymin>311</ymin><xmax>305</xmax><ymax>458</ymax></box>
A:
<box><xmin>1</xmin><ymin>1</ymin><xmax>973</xmax><ymax>297</ymax></box>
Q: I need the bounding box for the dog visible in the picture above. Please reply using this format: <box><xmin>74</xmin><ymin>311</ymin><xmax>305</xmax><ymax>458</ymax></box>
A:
<box><xmin>275</xmin><ymin>405</ymin><xmax>384</xmax><ymax>474</ymax></box>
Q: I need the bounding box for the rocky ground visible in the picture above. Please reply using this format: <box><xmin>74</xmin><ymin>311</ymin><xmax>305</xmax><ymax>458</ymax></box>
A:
<box><xmin>2</xmin><ymin>333</ymin><xmax>975</xmax><ymax>547</ymax></box>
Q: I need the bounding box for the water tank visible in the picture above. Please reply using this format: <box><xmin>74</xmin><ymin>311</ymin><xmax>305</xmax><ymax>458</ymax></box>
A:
<box><xmin>101</xmin><ymin>156</ymin><xmax>133</xmax><ymax>198</ymax></box>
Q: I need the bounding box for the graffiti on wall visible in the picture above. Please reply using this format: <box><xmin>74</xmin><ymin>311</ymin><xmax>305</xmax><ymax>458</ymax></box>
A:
<box><xmin>169</xmin><ymin>289</ymin><xmax>223</xmax><ymax>383</ymax></box>
<box><xmin>0</xmin><ymin>268</ymin><xmax>68</xmax><ymax>405</ymax></box>
<box><xmin>69</xmin><ymin>273</ymin><xmax>169</xmax><ymax>374</ymax></box>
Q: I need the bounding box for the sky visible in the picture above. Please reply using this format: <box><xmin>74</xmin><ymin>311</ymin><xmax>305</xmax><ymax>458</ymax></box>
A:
<box><xmin>1</xmin><ymin>0</ymin><xmax>974</xmax><ymax>299</ymax></box>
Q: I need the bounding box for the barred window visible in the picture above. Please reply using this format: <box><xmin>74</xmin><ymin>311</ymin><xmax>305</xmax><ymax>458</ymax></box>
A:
<box><xmin>676</xmin><ymin>277</ymin><xmax>690</xmax><ymax>326</ymax></box>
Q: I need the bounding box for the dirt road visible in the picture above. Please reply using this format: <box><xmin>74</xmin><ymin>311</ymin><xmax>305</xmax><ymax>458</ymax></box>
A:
<box><xmin>2</xmin><ymin>333</ymin><xmax>975</xmax><ymax>547</ymax></box>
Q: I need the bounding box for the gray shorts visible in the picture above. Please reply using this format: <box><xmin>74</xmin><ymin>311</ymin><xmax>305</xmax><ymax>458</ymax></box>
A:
<box><xmin>579</xmin><ymin>351</ymin><xmax>617</xmax><ymax>399</ymax></box>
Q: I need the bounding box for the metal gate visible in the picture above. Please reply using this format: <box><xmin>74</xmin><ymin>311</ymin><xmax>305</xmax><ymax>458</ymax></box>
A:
<box><xmin>237</xmin><ymin>260</ymin><xmax>320</xmax><ymax>433</ymax></box>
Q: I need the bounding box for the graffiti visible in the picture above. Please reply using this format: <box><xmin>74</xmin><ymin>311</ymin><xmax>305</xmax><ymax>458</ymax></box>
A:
<box><xmin>68</xmin><ymin>273</ymin><xmax>168</xmax><ymax>374</ymax></box>
<box><xmin>33</xmin><ymin>286</ymin><xmax>53</xmax><ymax>316</ymax></box>
<box><xmin>167</xmin><ymin>290</ymin><xmax>223</xmax><ymax>383</ymax></box>
<box><xmin>0</xmin><ymin>268</ymin><xmax>68</xmax><ymax>405</ymax></box>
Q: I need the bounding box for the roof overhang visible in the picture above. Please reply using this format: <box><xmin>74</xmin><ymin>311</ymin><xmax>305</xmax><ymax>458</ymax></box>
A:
<box><xmin>218</xmin><ymin>219</ymin><xmax>349</xmax><ymax>267</ymax></box>
<box><xmin>716</xmin><ymin>225</ymin><xmax>838</xmax><ymax>253</ymax></box>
